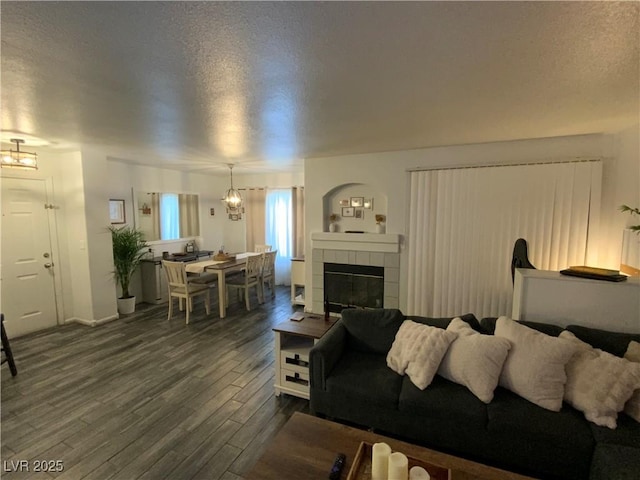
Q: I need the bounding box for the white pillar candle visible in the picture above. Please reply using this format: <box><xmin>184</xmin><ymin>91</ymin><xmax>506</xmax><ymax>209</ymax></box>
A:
<box><xmin>409</xmin><ymin>466</ymin><xmax>431</xmax><ymax>480</ymax></box>
<box><xmin>388</xmin><ymin>452</ymin><xmax>409</xmax><ymax>480</ymax></box>
<box><xmin>371</xmin><ymin>442</ymin><xmax>392</xmax><ymax>480</ymax></box>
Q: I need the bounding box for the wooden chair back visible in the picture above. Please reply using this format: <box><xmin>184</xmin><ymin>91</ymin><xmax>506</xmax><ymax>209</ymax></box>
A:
<box><xmin>255</xmin><ymin>244</ymin><xmax>272</xmax><ymax>253</ymax></box>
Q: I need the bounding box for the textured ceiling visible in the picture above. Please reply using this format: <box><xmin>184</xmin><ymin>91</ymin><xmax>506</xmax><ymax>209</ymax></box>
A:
<box><xmin>1</xmin><ymin>1</ymin><xmax>638</xmax><ymax>175</ymax></box>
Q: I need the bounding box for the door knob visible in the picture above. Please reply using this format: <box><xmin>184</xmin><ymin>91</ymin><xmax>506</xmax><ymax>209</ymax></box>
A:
<box><xmin>44</xmin><ymin>263</ymin><xmax>53</xmax><ymax>268</ymax></box>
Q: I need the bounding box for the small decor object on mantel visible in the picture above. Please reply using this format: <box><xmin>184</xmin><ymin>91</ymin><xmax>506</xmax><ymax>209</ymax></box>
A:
<box><xmin>375</xmin><ymin>214</ymin><xmax>386</xmax><ymax>234</ymax></box>
<box><xmin>328</xmin><ymin>213</ymin><xmax>339</xmax><ymax>232</ymax></box>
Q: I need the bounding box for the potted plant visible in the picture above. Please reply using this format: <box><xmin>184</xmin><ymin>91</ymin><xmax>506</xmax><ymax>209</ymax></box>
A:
<box><xmin>375</xmin><ymin>214</ymin><xmax>386</xmax><ymax>233</ymax></box>
<box><xmin>109</xmin><ymin>225</ymin><xmax>149</xmax><ymax>314</ymax></box>
<box><xmin>620</xmin><ymin>205</ymin><xmax>640</xmax><ymax>234</ymax></box>
<box><xmin>329</xmin><ymin>213</ymin><xmax>339</xmax><ymax>232</ymax></box>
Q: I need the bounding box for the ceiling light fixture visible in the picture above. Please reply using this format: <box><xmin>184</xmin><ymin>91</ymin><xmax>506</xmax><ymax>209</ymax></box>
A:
<box><xmin>1</xmin><ymin>138</ymin><xmax>38</xmax><ymax>170</ymax></box>
<box><xmin>222</xmin><ymin>164</ymin><xmax>243</xmax><ymax>220</ymax></box>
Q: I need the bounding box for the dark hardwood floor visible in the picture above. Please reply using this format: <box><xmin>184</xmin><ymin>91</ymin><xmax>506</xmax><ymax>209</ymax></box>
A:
<box><xmin>1</xmin><ymin>286</ymin><xmax>310</xmax><ymax>480</ymax></box>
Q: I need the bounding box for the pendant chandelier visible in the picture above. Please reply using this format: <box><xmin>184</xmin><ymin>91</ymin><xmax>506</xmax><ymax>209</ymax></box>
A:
<box><xmin>223</xmin><ymin>164</ymin><xmax>243</xmax><ymax>220</ymax></box>
<box><xmin>1</xmin><ymin>139</ymin><xmax>38</xmax><ymax>170</ymax></box>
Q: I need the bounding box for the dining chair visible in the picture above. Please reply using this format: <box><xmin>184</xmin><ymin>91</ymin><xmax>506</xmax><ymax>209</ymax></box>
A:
<box><xmin>260</xmin><ymin>250</ymin><xmax>277</xmax><ymax>300</ymax></box>
<box><xmin>162</xmin><ymin>260</ymin><xmax>210</xmax><ymax>324</ymax></box>
<box><xmin>226</xmin><ymin>254</ymin><xmax>264</xmax><ymax>311</ymax></box>
<box><xmin>255</xmin><ymin>244</ymin><xmax>272</xmax><ymax>253</ymax></box>
<box><xmin>1</xmin><ymin>314</ymin><xmax>17</xmax><ymax>376</ymax></box>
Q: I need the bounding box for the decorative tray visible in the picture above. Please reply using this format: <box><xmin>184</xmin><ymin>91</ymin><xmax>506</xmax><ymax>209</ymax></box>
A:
<box><xmin>346</xmin><ymin>442</ymin><xmax>449</xmax><ymax>480</ymax></box>
<box><xmin>213</xmin><ymin>253</ymin><xmax>236</xmax><ymax>261</ymax></box>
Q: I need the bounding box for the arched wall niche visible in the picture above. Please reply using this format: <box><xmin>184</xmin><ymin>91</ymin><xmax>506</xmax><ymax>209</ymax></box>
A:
<box><xmin>321</xmin><ymin>183</ymin><xmax>388</xmax><ymax>233</ymax></box>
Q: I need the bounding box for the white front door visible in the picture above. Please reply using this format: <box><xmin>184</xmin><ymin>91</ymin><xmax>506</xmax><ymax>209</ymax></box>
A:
<box><xmin>1</xmin><ymin>177</ymin><xmax>58</xmax><ymax>337</ymax></box>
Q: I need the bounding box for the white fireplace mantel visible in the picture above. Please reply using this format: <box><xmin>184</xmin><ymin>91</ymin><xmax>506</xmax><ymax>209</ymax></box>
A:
<box><xmin>311</xmin><ymin>232</ymin><xmax>400</xmax><ymax>253</ymax></box>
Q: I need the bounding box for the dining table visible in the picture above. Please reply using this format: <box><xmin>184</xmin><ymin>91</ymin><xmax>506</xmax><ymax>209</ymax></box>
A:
<box><xmin>184</xmin><ymin>252</ymin><xmax>260</xmax><ymax>318</ymax></box>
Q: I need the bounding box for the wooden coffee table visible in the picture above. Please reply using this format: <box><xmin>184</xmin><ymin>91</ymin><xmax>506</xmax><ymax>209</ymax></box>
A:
<box><xmin>246</xmin><ymin>412</ymin><xmax>535</xmax><ymax>480</ymax></box>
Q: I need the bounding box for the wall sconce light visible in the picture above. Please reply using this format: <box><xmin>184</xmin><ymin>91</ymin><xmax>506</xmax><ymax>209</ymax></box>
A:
<box><xmin>1</xmin><ymin>138</ymin><xmax>38</xmax><ymax>170</ymax></box>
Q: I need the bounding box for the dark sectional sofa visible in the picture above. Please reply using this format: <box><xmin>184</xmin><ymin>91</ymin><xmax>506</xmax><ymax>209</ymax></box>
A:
<box><xmin>309</xmin><ymin>308</ymin><xmax>640</xmax><ymax>480</ymax></box>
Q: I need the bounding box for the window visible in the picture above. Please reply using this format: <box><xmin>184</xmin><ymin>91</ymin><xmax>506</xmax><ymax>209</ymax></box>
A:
<box><xmin>265</xmin><ymin>189</ymin><xmax>293</xmax><ymax>284</ymax></box>
<box><xmin>160</xmin><ymin>193</ymin><xmax>180</xmax><ymax>240</ymax></box>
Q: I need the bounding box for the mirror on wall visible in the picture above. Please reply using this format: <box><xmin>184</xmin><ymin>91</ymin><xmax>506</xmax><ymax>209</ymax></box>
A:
<box><xmin>136</xmin><ymin>192</ymin><xmax>200</xmax><ymax>241</ymax></box>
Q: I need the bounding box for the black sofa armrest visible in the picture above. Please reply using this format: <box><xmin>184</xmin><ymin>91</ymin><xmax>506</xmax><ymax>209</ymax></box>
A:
<box><xmin>310</xmin><ymin>320</ymin><xmax>347</xmax><ymax>391</ymax></box>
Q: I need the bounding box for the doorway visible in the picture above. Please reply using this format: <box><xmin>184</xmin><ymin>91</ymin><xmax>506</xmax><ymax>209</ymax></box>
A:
<box><xmin>1</xmin><ymin>177</ymin><xmax>59</xmax><ymax>337</ymax></box>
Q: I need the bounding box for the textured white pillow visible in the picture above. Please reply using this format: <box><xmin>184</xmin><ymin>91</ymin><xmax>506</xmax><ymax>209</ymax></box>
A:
<box><xmin>559</xmin><ymin>331</ymin><xmax>640</xmax><ymax>428</ymax></box>
<box><xmin>495</xmin><ymin>316</ymin><xmax>576</xmax><ymax>411</ymax></box>
<box><xmin>438</xmin><ymin>318</ymin><xmax>512</xmax><ymax>403</ymax></box>
<box><xmin>387</xmin><ymin>320</ymin><xmax>457</xmax><ymax>390</ymax></box>
<box><xmin>624</xmin><ymin>340</ymin><xmax>640</xmax><ymax>422</ymax></box>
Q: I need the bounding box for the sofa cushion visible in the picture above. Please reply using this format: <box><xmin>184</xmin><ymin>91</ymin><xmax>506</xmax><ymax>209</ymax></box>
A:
<box><xmin>387</xmin><ymin>320</ymin><xmax>457</xmax><ymax>390</ymax></box>
<box><xmin>565</xmin><ymin>325</ymin><xmax>640</xmax><ymax>358</ymax></box>
<box><xmin>405</xmin><ymin>313</ymin><xmax>481</xmax><ymax>332</ymax></box>
<box><xmin>589</xmin><ymin>443</ymin><xmax>640</xmax><ymax>480</ymax></box>
<box><xmin>326</xmin><ymin>350</ymin><xmax>403</xmax><ymax>409</ymax></box>
<box><xmin>589</xmin><ymin>413</ymin><xmax>640</xmax><ymax>448</ymax></box>
<box><xmin>398</xmin><ymin>375</ymin><xmax>488</xmax><ymax>430</ymax></box>
<box><xmin>559</xmin><ymin>331</ymin><xmax>640</xmax><ymax>429</ymax></box>
<box><xmin>496</xmin><ymin>316</ymin><xmax>576</xmax><ymax>411</ymax></box>
<box><xmin>487</xmin><ymin>387</ymin><xmax>594</xmax><ymax>448</ymax></box>
<box><xmin>480</xmin><ymin>317</ymin><xmax>564</xmax><ymax>336</ymax></box>
<box><xmin>341</xmin><ymin>308</ymin><xmax>405</xmax><ymax>354</ymax></box>
<box><xmin>437</xmin><ymin>318</ymin><xmax>512</xmax><ymax>403</ymax></box>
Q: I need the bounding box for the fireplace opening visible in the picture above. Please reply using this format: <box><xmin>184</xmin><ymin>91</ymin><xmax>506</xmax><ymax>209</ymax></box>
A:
<box><xmin>324</xmin><ymin>263</ymin><xmax>384</xmax><ymax>313</ymax></box>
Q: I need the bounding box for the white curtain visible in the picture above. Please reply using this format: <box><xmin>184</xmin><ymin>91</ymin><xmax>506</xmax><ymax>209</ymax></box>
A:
<box><xmin>292</xmin><ymin>186</ymin><xmax>305</xmax><ymax>258</ymax></box>
<box><xmin>266</xmin><ymin>189</ymin><xmax>293</xmax><ymax>285</ymax></box>
<box><xmin>244</xmin><ymin>188</ymin><xmax>266</xmax><ymax>252</ymax></box>
<box><xmin>160</xmin><ymin>193</ymin><xmax>180</xmax><ymax>240</ymax></box>
<box><xmin>407</xmin><ymin>161</ymin><xmax>602</xmax><ymax>318</ymax></box>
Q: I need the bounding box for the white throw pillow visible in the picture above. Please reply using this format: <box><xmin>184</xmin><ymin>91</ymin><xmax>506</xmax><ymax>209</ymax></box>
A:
<box><xmin>387</xmin><ymin>320</ymin><xmax>457</xmax><ymax>390</ymax></box>
<box><xmin>438</xmin><ymin>318</ymin><xmax>511</xmax><ymax>403</ymax></box>
<box><xmin>495</xmin><ymin>316</ymin><xmax>576</xmax><ymax>411</ymax></box>
<box><xmin>624</xmin><ymin>340</ymin><xmax>640</xmax><ymax>422</ymax></box>
<box><xmin>559</xmin><ymin>331</ymin><xmax>640</xmax><ymax>428</ymax></box>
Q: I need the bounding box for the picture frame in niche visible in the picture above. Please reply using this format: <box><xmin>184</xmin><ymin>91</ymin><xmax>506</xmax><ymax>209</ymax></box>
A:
<box><xmin>342</xmin><ymin>207</ymin><xmax>355</xmax><ymax>217</ymax></box>
<box><xmin>355</xmin><ymin>209</ymin><xmax>363</xmax><ymax>219</ymax></box>
<box><xmin>210</xmin><ymin>208</ymin><xmax>215</xmax><ymax>216</ymax></box>
<box><xmin>363</xmin><ymin>198</ymin><xmax>373</xmax><ymax>209</ymax></box>
<box><xmin>339</xmin><ymin>199</ymin><xmax>350</xmax><ymax>207</ymax></box>
<box><xmin>350</xmin><ymin>197</ymin><xmax>364</xmax><ymax>207</ymax></box>
<box><xmin>109</xmin><ymin>199</ymin><xmax>126</xmax><ymax>224</ymax></box>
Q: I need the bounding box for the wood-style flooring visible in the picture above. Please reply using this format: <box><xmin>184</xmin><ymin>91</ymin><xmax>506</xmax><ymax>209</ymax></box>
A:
<box><xmin>1</xmin><ymin>286</ymin><xmax>309</xmax><ymax>480</ymax></box>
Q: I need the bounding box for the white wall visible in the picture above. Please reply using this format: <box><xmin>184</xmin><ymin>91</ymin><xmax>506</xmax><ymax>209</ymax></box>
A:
<box><xmin>304</xmin><ymin>130</ymin><xmax>640</xmax><ymax>315</ymax></box>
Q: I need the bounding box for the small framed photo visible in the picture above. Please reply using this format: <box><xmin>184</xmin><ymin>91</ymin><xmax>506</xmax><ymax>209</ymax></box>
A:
<box><xmin>342</xmin><ymin>207</ymin><xmax>355</xmax><ymax>217</ymax></box>
<box><xmin>229</xmin><ymin>213</ymin><xmax>240</xmax><ymax>221</ymax></box>
<box><xmin>210</xmin><ymin>208</ymin><xmax>215</xmax><ymax>216</ymax></box>
<box><xmin>355</xmin><ymin>209</ymin><xmax>363</xmax><ymax>219</ymax></box>
<box><xmin>350</xmin><ymin>197</ymin><xmax>364</xmax><ymax>208</ymax></box>
<box><xmin>339</xmin><ymin>199</ymin><xmax>350</xmax><ymax>207</ymax></box>
<box><xmin>109</xmin><ymin>199</ymin><xmax>126</xmax><ymax>224</ymax></box>
<box><xmin>363</xmin><ymin>198</ymin><xmax>373</xmax><ymax>209</ymax></box>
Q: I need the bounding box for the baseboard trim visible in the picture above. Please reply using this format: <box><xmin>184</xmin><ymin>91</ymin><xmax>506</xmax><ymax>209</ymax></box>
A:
<box><xmin>66</xmin><ymin>313</ymin><xmax>119</xmax><ymax>327</ymax></box>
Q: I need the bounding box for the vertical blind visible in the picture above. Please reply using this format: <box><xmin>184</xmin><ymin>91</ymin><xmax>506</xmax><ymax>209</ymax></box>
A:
<box><xmin>407</xmin><ymin>161</ymin><xmax>602</xmax><ymax>318</ymax></box>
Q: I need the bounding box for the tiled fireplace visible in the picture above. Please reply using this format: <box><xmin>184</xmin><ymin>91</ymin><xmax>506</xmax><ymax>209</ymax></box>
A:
<box><xmin>311</xmin><ymin>233</ymin><xmax>400</xmax><ymax>314</ymax></box>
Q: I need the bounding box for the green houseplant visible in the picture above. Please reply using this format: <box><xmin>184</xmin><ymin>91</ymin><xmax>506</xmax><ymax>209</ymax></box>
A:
<box><xmin>619</xmin><ymin>205</ymin><xmax>640</xmax><ymax>234</ymax></box>
<box><xmin>109</xmin><ymin>225</ymin><xmax>149</xmax><ymax>314</ymax></box>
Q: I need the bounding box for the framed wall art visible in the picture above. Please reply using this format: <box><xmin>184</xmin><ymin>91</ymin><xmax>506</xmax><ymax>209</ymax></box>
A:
<box><xmin>363</xmin><ymin>198</ymin><xmax>373</xmax><ymax>209</ymax></box>
<box><xmin>109</xmin><ymin>199</ymin><xmax>126</xmax><ymax>224</ymax></box>
<box><xmin>350</xmin><ymin>197</ymin><xmax>364</xmax><ymax>208</ymax></box>
<box><xmin>342</xmin><ymin>207</ymin><xmax>355</xmax><ymax>217</ymax></box>
<box><xmin>339</xmin><ymin>199</ymin><xmax>350</xmax><ymax>207</ymax></box>
<box><xmin>355</xmin><ymin>209</ymin><xmax>363</xmax><ymax>219</ymax></box>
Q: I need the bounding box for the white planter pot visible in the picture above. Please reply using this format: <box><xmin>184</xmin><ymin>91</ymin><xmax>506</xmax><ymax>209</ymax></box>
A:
<box><xmin>376</xmin><ymin>223</ymin><xmax>386</xmax><ymax>234</ymax></box>
<box><xmin>329</xmin><ymin>223</ymin><xmax>336</xmax><ymax>233</ymax></box>
<box><xmin>117</xmin><ymin>296</ymin><xmax>136</xmax><ymax>315</ymax></box>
